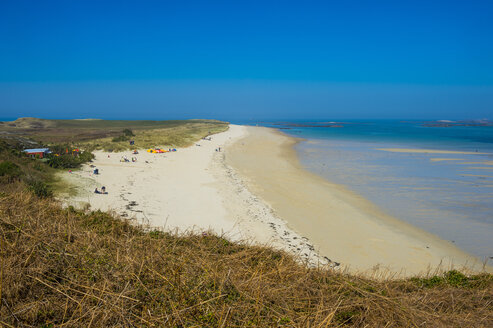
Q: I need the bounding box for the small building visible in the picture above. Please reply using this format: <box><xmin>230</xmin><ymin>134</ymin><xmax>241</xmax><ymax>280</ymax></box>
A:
<box><xmin>24</xmin><ymin>148</ymin><xmax>51</xmax><ymax>159</ymax></box>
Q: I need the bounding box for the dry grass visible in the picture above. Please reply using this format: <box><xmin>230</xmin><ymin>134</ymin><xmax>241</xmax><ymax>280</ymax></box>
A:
<box><xmin>1</xmin><ymin>189</ymin><xmax>492</xmax><ymax>327</ymax></box>
<box><xmin>83</xmin><ymin>121</ymin><xmax>229</xmax><ymax>152</ymax></box>
<box><xmin>0</xmin><ymin>118</ymin><xmax>229</xmax><ymax>148</ymax></box>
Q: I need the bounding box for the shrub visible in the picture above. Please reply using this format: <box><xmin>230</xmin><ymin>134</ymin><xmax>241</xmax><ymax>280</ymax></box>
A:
<box><xmin>444</xmin><ymin>270</ymin><xmax>469</xmax><ymax>287</ymax></box>
<box><xmin>410</xmin><ymin>270</ymin><xmax>492</xmax><ymax>289</ymax></box>
<box><xmin>122</xmin><ymin>128</ymin><xmax>135</xmax><ymax>136</ymax></box>
<box><xmin>0</xmin><ymin>161</ymin><xmax>22</xmax><ymax>182</ymax></box>
<box><xmin>111</xmin><ymin>135</ymin><xmax>127</xmax><ymax>142</ymax></box>
<box><xmin>47</xmin><ymin>151</ymin><xmax>94</xmax><ymax>169</ymax></box>
<box><xmin>27</xmin><ymin>180</ymin><xmax>53</xmax><ymax>198</ymax></box>
<box><xmin>78</xmin><ymin>150</ymin><xmax>95</xmax><ymax>163</ymax></box>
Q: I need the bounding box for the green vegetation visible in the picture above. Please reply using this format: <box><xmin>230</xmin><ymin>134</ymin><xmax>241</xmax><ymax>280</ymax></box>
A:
<box><xmin>0</xmin><ymin>161</ymin><xmax>22</xmax><ymax>182</ymax></box>
<box><xmin>84</xmin><ymin>121</ymin><xmax>229</xmax><ymax>151</ymax></box>
<box><xmin>0</xmin><ymin>138</ymin><xmax>56</xmax><ymax>195</ymax></box>
<box><xmin>46</xmin><ymin>151</ymin><xmax>95</xmax><ymax>169</ymax></box>
<box><xmin>122</xmin><ymin>128</ymin><xmax>135</xmax><ymax>136</ymax></box>
<box><xmin>26</xmin><ymin>179</ymin><xmax>53</xmax><ymax>198</ymax></box>
<box><xmin>411</xmin><ymin>269</ymin><xmax>492</xmax><ymax>288</ymax></box>
<box><xmin>111</xmin><ymin>129</ymin><xmax>134</xmax><ymax>142</ymax></box>
<box><xmin>0</xmin><ymin>136</ymin><xmax>93</xmax><ymax>197</ymax></box>
<box><xmin>0</xmin><ymin>118</ymin><xmax>491</xmax><ymax>327</ymax></box>
<box><xmin>111</xmin><ymin>134</ymin><xmax>128</xmax><ymax>142</ymax></box>
<box><xmin>0</xmin><ymin>118</ymin><xmax>229</xmax><ymax>150</ymax></box>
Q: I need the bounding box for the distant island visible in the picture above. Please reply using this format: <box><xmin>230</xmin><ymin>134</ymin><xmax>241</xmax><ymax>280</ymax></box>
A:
<box><xmin>422</xmin><ymin>119</ymin><xmax>493</xmax><ymax>127</ymax></box>
<box><xmin>261</xmin><ymin>121</ymin><xmax>346</xmax><ymax>128</ymax></box>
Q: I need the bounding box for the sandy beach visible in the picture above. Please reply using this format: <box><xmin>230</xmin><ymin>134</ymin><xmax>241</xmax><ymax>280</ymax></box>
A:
<box><xmin>61</xmin><ymin>125</ymin><xmax>331</xmax><ymax>266</ymax></box>
<box><xmin>61</xmin><ymin>125</ymin><xmax>490</xmax><ymax>276</ymax></box>
<box><xmin>226</xmin><ymin>127</ymin><xmax>490</xmax><ymax>276</ymax></box>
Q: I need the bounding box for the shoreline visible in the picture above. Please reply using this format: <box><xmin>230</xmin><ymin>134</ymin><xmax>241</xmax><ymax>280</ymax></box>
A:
<box><xmin>59</xmin><ymin>124</ymin><xmax>491</xmax><ymax>277</ymax></box>
<box><xmin>226</xmin><ymin>126</ymin><xmax>491</xmax><ymax>276</ymax></box>
<box><xmin>59</xmin><ymin>125</ymin><xmax>333</xmax><ymax>267</ymax></box>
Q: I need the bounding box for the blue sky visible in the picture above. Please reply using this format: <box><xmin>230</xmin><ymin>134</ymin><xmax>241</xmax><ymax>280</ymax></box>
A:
<box><xmin>1</xmin><ymin>0</ymin><xmax>492</xmax><ymax>120</ymax></box>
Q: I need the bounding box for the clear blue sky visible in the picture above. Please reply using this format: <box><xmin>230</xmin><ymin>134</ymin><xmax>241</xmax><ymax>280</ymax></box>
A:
<box><xmin>1</xmin><ymin>0</ymin><xmax>492</xmax><ymax>120</ymax></box>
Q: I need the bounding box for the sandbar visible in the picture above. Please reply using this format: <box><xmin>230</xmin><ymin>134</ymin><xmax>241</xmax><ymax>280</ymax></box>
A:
<box><xmin>459</xmin><ymin>161</ymin><xmax>493</xmax><ymax>165</ymax></box>
<box><xmin>429</xmin><ymin>158</ymin><xmax>462</xmax><ymax>162</ymax></box>
<box><xmin>461</xmin><ymin>174</ymin><xmax>493</xmax><ymax>178</ymax></box>
<box><xmin>377</xmin><ymin>148</ymin><xmax>489</xmax><ymax>155</ymax></box>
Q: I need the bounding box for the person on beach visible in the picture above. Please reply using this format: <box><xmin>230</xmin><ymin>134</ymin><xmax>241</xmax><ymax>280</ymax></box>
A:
<box><xmin>101</xmin><ymin>186</ymin><xmax>106</xmax><ymax>193</ymax></box>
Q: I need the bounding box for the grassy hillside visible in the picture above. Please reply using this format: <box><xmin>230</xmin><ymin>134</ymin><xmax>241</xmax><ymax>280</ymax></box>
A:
<box><xmin>0</xmin><ymin>118</ymin><xmax>229</xmax><ymax>150</ymax></box>
<box><xmin>1</xmin><ymin>189</ymin><xmax>492</xmax><ymax>327</ymax></box>
<box><xmin>0</xmin><ymin>137</ymin><xmax>56</xmax><ymax>196</ymax></box>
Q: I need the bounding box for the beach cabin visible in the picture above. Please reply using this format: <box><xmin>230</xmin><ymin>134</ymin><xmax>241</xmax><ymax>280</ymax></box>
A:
<box><xmin>24</xmin><ymin>148</ymin><xmax>51</xmax><ymax>159</ymax></box>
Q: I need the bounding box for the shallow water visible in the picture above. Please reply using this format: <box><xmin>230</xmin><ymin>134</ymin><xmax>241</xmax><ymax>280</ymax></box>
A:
<box><xmin>250</xmin><ymin>120</ymin><xmax>493</xmax><ymax>261</ymax></box>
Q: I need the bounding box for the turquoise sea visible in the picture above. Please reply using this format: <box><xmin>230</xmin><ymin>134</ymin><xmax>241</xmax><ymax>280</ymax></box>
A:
<box><xmin>244</xmin><ymin>120</ymin><xmax>493</xmax><ymax>262</ymax></box>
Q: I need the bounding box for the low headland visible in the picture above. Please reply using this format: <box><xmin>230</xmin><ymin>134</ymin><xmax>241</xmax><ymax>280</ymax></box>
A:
<box><xmin>1</xmin><ymin>118</ymin><xmax>492</xmax><ymax>327</ymax></box>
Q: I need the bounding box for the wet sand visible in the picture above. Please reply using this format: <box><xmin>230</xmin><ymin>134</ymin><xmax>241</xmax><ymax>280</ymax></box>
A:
<box><xmin>226</xmin><ymin>127</ymin><xmax>490</xmax><ymax>276</ymax></box>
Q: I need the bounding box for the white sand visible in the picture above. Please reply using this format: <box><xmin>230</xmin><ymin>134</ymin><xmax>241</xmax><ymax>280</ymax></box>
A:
<box><xmin>60</xmin><ymin>125</ymin><xmax>331</xmax><ymax>266</ymax></box>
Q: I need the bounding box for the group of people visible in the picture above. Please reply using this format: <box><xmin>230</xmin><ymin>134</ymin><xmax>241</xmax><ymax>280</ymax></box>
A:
<box><xmin>120</xmin><ymin>155</ymin><xmax>138</xmax><ymax>162</ymax></box>
<box><xmin>91</xmin><ymin>164</ymin><xmax>107</xmax><ymax>194</ymax></box>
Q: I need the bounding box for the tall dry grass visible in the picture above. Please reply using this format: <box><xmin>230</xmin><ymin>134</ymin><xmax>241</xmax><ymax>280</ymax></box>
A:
<box><xmin>1</xmin><ymin>189</ymin><xmax>492</xmax><ymax>327</ymax></box>
<box><xmin>0</xmin><ymin>118</ymin><xmax>229</xmax><ymax>149</ymax></box>
<box><xmin>83</xmin><ymin>121</ymin><xmax>229</xmax><ymax>152</ymax></box>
